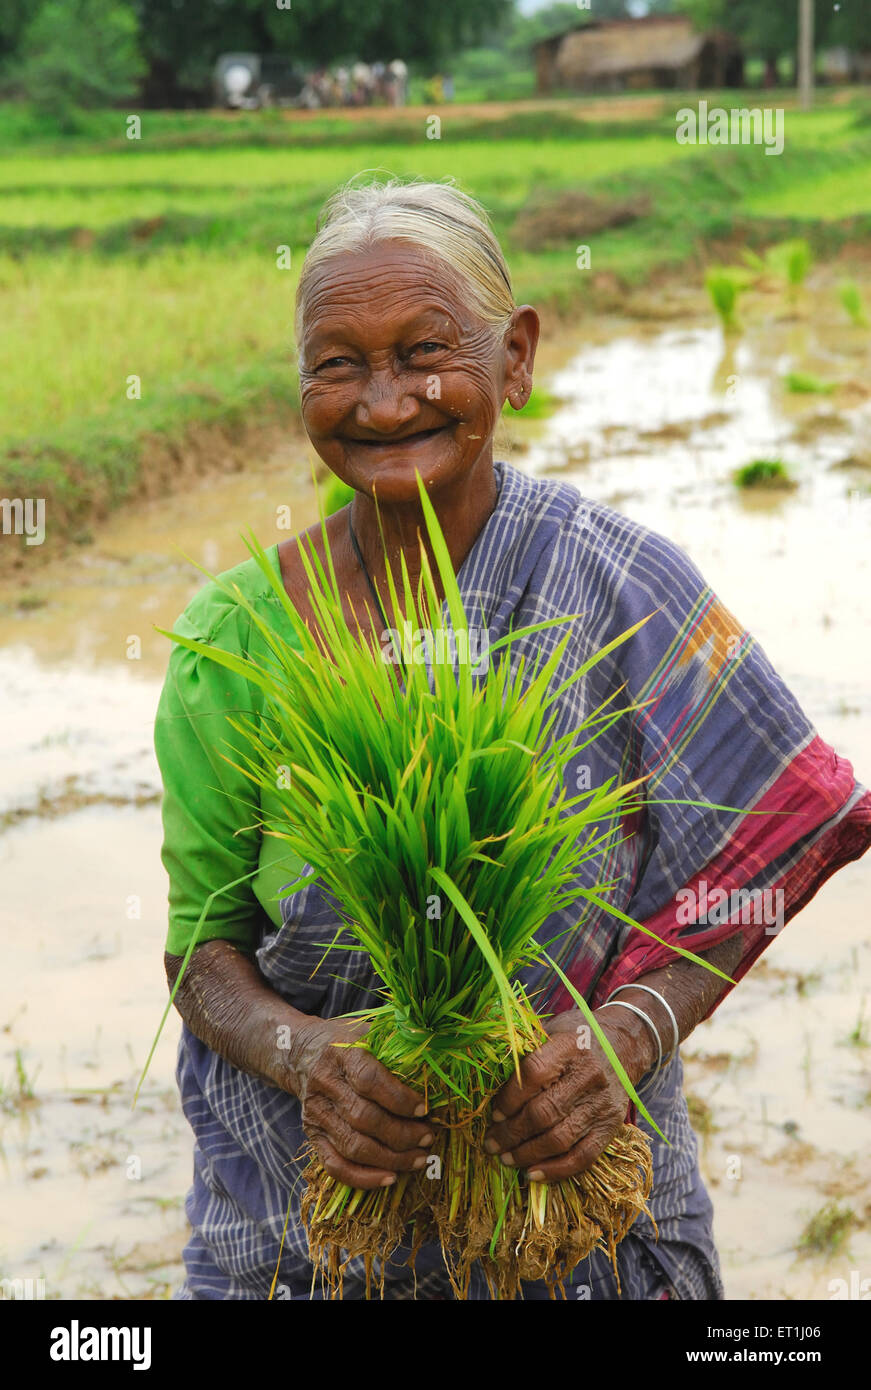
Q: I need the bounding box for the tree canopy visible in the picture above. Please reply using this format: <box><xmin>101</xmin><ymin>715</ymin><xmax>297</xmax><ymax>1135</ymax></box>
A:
<box><xmin>1</xmin><ymin>0</ymin><xmax>515</xmax><ymax>107</ymax></box>
<box><xmin>677</xmin><ymin>0</ymin><xmax>870</xmax><ymax>55</ymax></box>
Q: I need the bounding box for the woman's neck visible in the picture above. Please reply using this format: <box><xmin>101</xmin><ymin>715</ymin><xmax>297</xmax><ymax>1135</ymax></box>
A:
<box><xmin>349</xmin><ymin>455</ymin><xmax>499</xmax><ymax>597</ymax></box>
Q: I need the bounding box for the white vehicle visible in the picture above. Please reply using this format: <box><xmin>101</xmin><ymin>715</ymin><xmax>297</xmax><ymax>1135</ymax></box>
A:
<box><xmin>213</xmin><ymin>54</ymin><xmax>306</xmax><ymax>109</ymax></box>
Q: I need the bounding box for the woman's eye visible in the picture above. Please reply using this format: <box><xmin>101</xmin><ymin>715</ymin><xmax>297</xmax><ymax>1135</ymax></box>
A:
<box><xmin>317</xmin><ymin>356</ymin><xmax>352</xmax><ymax>370</ymax></box>
<box><xmin>411</xmin><ymin>341</ymin><xmax>445</xmax><ymax>356</ymax></box>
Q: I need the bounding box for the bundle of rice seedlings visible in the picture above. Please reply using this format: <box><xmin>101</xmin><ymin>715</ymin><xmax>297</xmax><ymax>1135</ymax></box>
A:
<box><xmin>705</xmin><ymin>267</ymin><xmax>750</xmax><ymax>334</ymax></box>
<box><xmin>150</xmin><ymin>478</ymin><xmax>732</xmax><ymax>1300</ymax></box>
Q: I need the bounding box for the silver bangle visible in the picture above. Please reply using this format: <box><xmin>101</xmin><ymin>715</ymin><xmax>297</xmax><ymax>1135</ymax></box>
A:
<box><xmin>609</xmin><ymin>983</ymin><xmax>680</xmax><ymax>1063</ymax></box>
<box><xmin>599</xmin><ymin>999</ymin><xmax>662</xmax><ymax>1086</ymax></box>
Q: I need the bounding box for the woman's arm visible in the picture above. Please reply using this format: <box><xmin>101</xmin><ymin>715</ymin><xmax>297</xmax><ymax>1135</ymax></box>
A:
<box><xmin>165</xmin><ymin>941</ymin><xmax>315</xmax><ymax>1090</ymax></box>
<box><xmin>483</xmin><ymin>930</ymin><xmax>743</xmax><ymax>1182</ymax></box>
<box><xmin>166</xmin><ymin>941</ymin><xmax>433</xmax><ymax>1189</ymax></box>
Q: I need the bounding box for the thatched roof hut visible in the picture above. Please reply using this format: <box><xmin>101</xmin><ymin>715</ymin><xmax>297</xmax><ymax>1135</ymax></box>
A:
<box><xmin>535</xmin><ymin>15</ymin><xmax>743</xmax><ymax>95</ymax></box>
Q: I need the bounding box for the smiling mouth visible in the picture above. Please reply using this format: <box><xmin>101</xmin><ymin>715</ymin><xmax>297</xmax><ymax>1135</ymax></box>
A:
<box><xmin>346</xmin><ymin>424</ymin><xmax>451</xmax><ymax>449</ymax></box>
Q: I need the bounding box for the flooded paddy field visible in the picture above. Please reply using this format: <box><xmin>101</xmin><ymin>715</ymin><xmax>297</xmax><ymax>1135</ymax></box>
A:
<box><xmin>1</xmin><ymin>266</ymin><xmax>869</xmax><ymax>1300</ymax></box>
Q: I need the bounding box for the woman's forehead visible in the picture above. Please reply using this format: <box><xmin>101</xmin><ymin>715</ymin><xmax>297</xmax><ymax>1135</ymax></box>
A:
<box><xmin>303</xmin><ymin>243</ymin><xmax>469</xmax><ymax>333</ymax></box>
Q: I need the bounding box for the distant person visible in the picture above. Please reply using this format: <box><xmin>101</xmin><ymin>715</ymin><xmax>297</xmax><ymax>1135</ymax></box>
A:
<box><xmin>443</xmin><ymin>73</ymin><xmax>455</xmax><ymax>102</ymax></box>
<box><xmin>389</xmin><ymin>58</ymin><xmax>408</xmax><ymax>106</ymax></box>
<box><xmin>335</xmin><ymin>66</ymin><xmax>351</xmax><ymax>106</ymax></box>
<box><xmin>372</xmin><ymin>60</ymin><xmax>387</xmax><ymax>104</ymax></box>
<box><xmin>352</xmin><ymin>61</ymin><xmax>373</xmax><ymax>106</ymax></box>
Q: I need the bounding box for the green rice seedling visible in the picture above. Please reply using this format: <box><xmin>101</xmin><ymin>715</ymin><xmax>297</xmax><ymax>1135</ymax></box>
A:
<box><xmin>501</xmin><ymin>386</ymin><xmax>559</xmax><ymax>421</ymax></box>
<box><xmin>734</xmin><ymin>459</ymin><xmax>797</xmax><ymax>490</ymax></box>
<box><xmin>838</xmin><ymin>280</ymin><xmax>869</xmax><ymax>328</ymax></box>
<box><xmin>784</xmin><ymin>371</ymin><xmax>837</xmax><ymax>395</ymax></box>
<box><xmin>147</xmin><ymin>476</ymin><xmax>737</xmax><ymax>1299</ymax></box>
<box><xmin>765</xmin><ymin>238</ymin><xmax>812</xmax><ymax>303</ymax></box>
<box><xmin>705</xmin><ymin>267</ymin><xmax>750</xmax><ymax>333</ymax></box>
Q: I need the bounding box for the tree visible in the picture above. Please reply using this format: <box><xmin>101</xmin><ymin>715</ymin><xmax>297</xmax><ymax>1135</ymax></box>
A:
<box><xmin>508</xmin><ymin>3</ymin><xmax>591</xmax><ymax>54</ymax></box>
<box><xmin>131</xmin><ymin>0</ymin><xmax>514</xmax><ymax>105</ymax></box>
<box><xmin>677</xmin><ymin>0</ymin><xmax>869</xmax><ymax>60</ymax></box>
<box><xmin>507</xmin><ymin>1</ymin><xmax>683</xmax><ymax>55</ymax></box>
<box><xmin>0</xmin><ymin>0</ymin><xmax>44</xmax><ymax>69</ymax></box>
<box><xmin>15</xmin><ymin>0</ymin><xmax>144</xmax><ymax>118</ymax></box>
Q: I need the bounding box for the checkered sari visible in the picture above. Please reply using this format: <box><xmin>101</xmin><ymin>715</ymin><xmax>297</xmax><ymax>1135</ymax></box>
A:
<box><xmin>174</xmin><ymin>460</ymin><xmax>871</xmax><ymax>1300</ymax></box>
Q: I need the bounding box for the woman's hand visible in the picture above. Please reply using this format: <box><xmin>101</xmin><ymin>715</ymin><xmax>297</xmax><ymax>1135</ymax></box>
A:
<box><xmin>291</xmin><ymin>1016</ymin><xmax>435</xmax><ymax>1191</ymax></box>
<box><xmin>482</xmin><ymin>1007</ymin><xmax>651</xmax><ymax>1184</ymax></box>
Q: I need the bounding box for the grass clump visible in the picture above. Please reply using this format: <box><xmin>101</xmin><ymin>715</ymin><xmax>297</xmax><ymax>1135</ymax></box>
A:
<box><xmin>734</xmin><ymin>459</ymin><xmax>797</xmax><ymax>490</ymax></box>
<box><xmin>784</xmin><ymin>371</ymin><xmax>837</xmax><ymax>395</ymax></box>
<box><xmin>765</xmin><ymin>238</ymin><xmax>813</xmax><ymax>302</ymax></box>
<box><xmin>797</xmin><ymin>1201</ymin><xmax>855</xmax><ymax>1258</ymax></box>
<box><xmin>705</xmin><ymin>267</ymin><xmax>751</xmax><ymax>333</ymax></box>
<box><xmin>838</xmin><ymin>280</ymin><xmax>869</xmax><ymax>328</ymax></box>
<box><xmin>501</xmin><ymin>386</ymin><xmax>560</xmax><ymax>421</ymax></box>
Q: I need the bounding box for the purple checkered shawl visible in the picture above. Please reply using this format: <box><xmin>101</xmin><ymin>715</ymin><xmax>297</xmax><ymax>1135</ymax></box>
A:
<box><xmin>174</xmin><ymin>460</ymin><xmax>870</xmax><ymax>1300</ymax></box>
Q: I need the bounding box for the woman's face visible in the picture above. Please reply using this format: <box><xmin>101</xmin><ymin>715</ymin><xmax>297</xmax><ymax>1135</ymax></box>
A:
<box><xmin>298</xmin><ymin>241</ymin><xmax>538</xmax><ymax>505</ymax></box>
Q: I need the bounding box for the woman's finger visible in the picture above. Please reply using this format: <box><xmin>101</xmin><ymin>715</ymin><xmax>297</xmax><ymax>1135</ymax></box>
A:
<box><xmin>325</xmin><ymin>1107</ymin><xmax>430</xmax><ymax>1173</ymax></box>
<box><xmin>486</xmin><ymin>1071</ymin><xmax>583</xmax><ymax>1152</ymax></box>
<box><xmin>524</xmin><ymin>1123</ymin><xmax>618</xmax><ymax>1184</ymax></box>
<box><xmin>341</xmin><ymin>1046</ymin><xmax>427</xmax><ymax>1118</ymax></box>
<box><xmin>340</xmin><ymin>1089</ymin><xmax>434</xmax><ymax>1152</ymax></box>
<box><xmin>497</xmin><ymin>1108</ymin><xmax>602</xmax><ymax>1170</ymax></box>
<box><xmin>489</xmin><ymin>1037</ymin><xmax>571</xmax><ymax>1121</ymax></box>
<box><xmin>312</xmin><ymin>1132</ymin><xmax>400</xmax><ymax>1191</ymax></box>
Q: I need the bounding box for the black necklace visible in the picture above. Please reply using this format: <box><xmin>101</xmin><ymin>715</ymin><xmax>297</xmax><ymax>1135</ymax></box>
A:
<box><xmin>347</xmin><ymin>508</ymin><xmax>389</xmax><ymax>631</ymax></box>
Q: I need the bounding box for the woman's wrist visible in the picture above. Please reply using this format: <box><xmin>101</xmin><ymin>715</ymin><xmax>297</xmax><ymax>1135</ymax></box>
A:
<box><xmin>166</xmin><ymin>941</ymin><xmax>320</xmax><ymax>1096</ymax></box>
<box><xmin>593</xmin><ymin>1003</ymin><xmax>660</xmax><ymax>1086</ymax></box>
<box><xmin>249</xmin><ymin>998</ymin><xmax>318</xmax><ymax>1093</ymax></box>
<box><xmin>549</xmin><ymin>1004</ymin><xmax>658</xmax><ymax>1087</ymax></box>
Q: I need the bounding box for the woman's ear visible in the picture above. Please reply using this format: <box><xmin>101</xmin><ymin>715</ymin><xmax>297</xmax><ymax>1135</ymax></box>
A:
<box><xmin>503</xmin><ymin>305</ymin><xmax>541</xmax><ymax>410</ymax></box>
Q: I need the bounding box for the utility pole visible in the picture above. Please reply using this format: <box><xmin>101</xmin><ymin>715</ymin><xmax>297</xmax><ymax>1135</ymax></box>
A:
<box><xmin>798</xmin><ymin>0</ymin><xmax>815</xmax><ymax>112</ymax></box>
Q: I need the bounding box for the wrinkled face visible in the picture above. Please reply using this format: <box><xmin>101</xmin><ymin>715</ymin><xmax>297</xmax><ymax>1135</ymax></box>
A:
<box><xmin>298</xmin><ymin>242</ymin><xmax>512</xmax><ymax>504</ymax></box>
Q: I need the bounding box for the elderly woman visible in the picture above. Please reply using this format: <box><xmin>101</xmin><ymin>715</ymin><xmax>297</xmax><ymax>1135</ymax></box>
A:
<box><xmin>156</xmin><ymin>179</ymin><xmax>871</xmax><ymax>1301</ymax></box>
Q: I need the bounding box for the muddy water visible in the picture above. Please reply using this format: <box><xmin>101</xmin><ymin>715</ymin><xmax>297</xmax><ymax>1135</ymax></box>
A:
<box><xmin>2</xmin><ymin>273</ymin><xmax>869</xmax><ymax>1300</ymax></box>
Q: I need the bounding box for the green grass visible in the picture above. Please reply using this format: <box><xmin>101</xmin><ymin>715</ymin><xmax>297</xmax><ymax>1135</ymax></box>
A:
<box><xmin>2</xmin><ymin>97</ymin><xmax>871</xmax><ymax>548</ymax></box>
<box><xmin>734</xmin><ymin>459</ymin><xmax>797</xmax><ymax>490</ymax></box>
<box><xmin>839</xmin><ymin>279</ymin><xmax>869</xmax><ymax>327</ymax></box>
<box><xmin>797</xmin><ymin>1201</ymin><xmax>855</xmax><ymax>1258</ymax></box>
<box><xmin>743</xmin><ymin>162</ymin><xmax>871</xmax><ymax>220</ymax></box>
<box><xmin>705</xmin><ymin>267</ymin><xmax>751</xmax><ymax>332</ymax></box>
<box><xmin>784</xmin><ymin>371</ymin><xmax>838</xmax><ymax>395</ymax></box>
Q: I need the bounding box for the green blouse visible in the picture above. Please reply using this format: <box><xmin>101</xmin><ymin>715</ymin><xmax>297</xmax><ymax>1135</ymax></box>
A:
<box><xmin>154</xmin><ymin>544</ymin><xmax>305</xmax><ymax>957</ymax></box>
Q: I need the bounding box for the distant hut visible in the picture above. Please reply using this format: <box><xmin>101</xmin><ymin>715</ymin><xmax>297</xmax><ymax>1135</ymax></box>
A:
<box><xmin>535</xmin><ymin>15</ymin><xmax>744</xmax><ymax>96</ymax></box>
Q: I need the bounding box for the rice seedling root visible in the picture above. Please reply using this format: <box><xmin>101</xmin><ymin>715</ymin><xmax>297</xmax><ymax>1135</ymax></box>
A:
<box><xmin>300</xmin><ymin>1030</ymin><xmax>654</xmax><ymax>1300</ymax></box>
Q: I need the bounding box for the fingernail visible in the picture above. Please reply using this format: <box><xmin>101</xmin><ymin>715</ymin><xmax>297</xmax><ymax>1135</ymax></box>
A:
<box><xmin>413</xmin><ymin>1155</ymin><xmax>427</xmax><ymax>1170</ymax></box>
<box><xmin>484</xmin><ymin>1138</ymin><xmax>499</xmax><ymax>1154</ymax></box>
<box><xmin>500</xmin><ymin>1152</ymin><xmax>514</xmax><ymax>1166</ymax></box>
<box><xmin>381</xmin><ymin>1174</ymin><xmax>396</xmax><ymax>1187</ymax></box>
<box><xmin>528</xmin><ymin>1169</ymin><xmax>545</xmax><ymax>1182</ymax></box>
<box><xmin>414</xmin><ymin>1103</ymin><xmax>427</xmax><ymax>1117</ymax></box>
<box><xmin>420</xmin><ymin>1133</ymin><xmax>434</xmax><ymax>1146</ymax></box>
<box><xmin>492</xmin><ymin>1109</ymin><xmax>505</xmax><ymax>1122</ymax></box>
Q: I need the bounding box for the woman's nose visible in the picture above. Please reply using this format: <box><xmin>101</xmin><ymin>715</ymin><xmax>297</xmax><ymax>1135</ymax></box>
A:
<box><xmin>355</xmin><ymin>370</ymin><xmax>418</xmax><ymax>433</ymax></box>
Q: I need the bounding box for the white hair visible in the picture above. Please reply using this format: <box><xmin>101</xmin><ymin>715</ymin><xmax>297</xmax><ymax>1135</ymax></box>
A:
<box><xmin>295</xmin><ymin>177</ymin><xmax>516</xmax><ymax>358</ymax></box>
